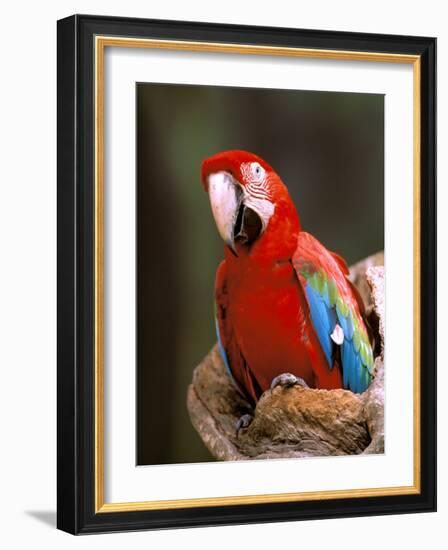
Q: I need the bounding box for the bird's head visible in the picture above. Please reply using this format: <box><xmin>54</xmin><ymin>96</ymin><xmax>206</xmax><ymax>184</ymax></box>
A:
<box><xmin>201</xmin><ymin>150</ymin><xmax>300</xmax><ymax>259</ymax></box>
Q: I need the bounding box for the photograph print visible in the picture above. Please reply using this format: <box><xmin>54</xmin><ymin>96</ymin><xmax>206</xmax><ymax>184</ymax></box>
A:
<box><xmin>136</xmin><ymin>83</ymin><xmax>384</xmax><ymax>466</ymax></box>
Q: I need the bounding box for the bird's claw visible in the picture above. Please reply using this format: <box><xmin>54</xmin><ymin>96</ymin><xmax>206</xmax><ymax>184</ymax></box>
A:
<box><xmin>270</xmin><ymin>373</ymin><xmax>309</xmax><ymax>392</ymax></box>
<box><xmin>235</xmin><ymin>413</ymin><xmax>254</xmax><ymax>436</ymax></box>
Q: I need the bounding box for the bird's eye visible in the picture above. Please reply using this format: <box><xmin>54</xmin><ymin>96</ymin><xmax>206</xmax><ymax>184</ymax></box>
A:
<box><xmin>251</xmin><ymin>162</ymin><xmax>264</xmax><ymax>179</ymax></box>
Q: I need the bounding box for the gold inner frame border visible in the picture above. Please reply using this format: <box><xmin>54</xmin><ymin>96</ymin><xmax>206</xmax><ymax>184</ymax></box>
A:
<box><xmin>94</xmin><ymin>36</ymin><xmax>421</xmax><ymax>513</ymax></box>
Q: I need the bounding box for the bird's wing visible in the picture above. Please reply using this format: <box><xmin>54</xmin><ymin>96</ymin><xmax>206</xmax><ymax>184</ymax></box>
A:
<box><xmin>214</xmin><ymin>260</ymin><xmax>261</xmax><ymax>403</ymax></box>
<box><xmin>292</xmin><ymin>232</ymin><xmax>374</xmax><ymax>393</ymax></box>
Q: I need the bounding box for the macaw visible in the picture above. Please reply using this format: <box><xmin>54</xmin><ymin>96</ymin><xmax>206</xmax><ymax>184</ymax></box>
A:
<box><xmin>202</xmin><ymin>150</ymin><xmax>375</xmax><ymax>427</ymax></box>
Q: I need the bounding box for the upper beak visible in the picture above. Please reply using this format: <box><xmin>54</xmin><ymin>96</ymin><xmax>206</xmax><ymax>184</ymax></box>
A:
<box><xmin>207</xmin><ymin>171</ymin><xmax>241</xmax><ymax>254</ymax></box>
<box><xmin>207</xmin><ymin>171</ymin><xmax>262</xmax><ymax>255</ymax></box>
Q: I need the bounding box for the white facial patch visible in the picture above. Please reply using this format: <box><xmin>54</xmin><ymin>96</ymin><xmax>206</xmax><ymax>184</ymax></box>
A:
<box><xmin>243</xmin><ymin>194</ymin><xmax>275</xmax><ymax>232</ymax></box>
<box><xmin>239</xmin><ymin>162</ymin><xmax>275</xmax><ymax>231</ymax></box>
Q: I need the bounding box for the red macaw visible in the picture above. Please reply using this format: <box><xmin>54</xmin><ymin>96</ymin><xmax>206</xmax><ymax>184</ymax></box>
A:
<box><xmin>201</xmin><ymin>150</ymin><xmax>375</xmax><ymax>427</ymax></box>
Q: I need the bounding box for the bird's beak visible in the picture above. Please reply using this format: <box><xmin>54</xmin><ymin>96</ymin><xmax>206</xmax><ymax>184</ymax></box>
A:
<box><xmin>207</xmin><ymin>171</ymin><xmax>262</xmax><ymax>255</ymax></box>
<box><xmin>207</xmin><ymin>171</ymin><xmax>241</xmax><ymax>254</ymax></box>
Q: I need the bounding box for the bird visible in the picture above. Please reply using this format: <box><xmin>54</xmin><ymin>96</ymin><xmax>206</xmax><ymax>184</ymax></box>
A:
<box><xmin>201</xmin><ymin>150</ymin><xmax>375</xmax><ymax>430</ymax></box>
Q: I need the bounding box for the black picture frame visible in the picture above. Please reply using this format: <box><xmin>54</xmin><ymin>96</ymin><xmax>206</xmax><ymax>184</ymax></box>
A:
<box><xmin>57</xmin><ymin>14</ymin><xmax>436</xmax><ymax>535</ymax></box>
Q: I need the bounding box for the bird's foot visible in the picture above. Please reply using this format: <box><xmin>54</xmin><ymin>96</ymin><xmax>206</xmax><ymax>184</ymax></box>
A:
<box><xmin>270</xmin><ymin>373</ymin><xmax>309</xmax><ymax>392</ymax></box>
<box><xmin>235</xmin><ymin>413</ymin><xmax>254</xmax><ymax>437</ymax></box>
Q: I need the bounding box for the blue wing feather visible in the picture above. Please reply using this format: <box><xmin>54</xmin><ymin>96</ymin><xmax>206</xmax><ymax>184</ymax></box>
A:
<box><xmin>303</xmin><ymin>275</ymin><xmax>372</xmax><ymax>394</ymax></box>
<box><xmin>345</xmin><ymin>310</ymin><xmax>355</xmax><ymax>340</ymax></box>
<box><xmin>342</xmin><ymin>339</ymin><xmax>352</xmax><ymax>388</ymax></box>
<box><xmin>305</xmin><ymin>285</ymin><xmax>336</xmax><ymax>369</ymax></box>
<box><xmin>341</xmin><ymin>337</ymin><xmax>371</xmax><ymax>393</ymax></box>
<box><xmin>214</xmin><ymin>314</ymin><xmax>233</xmax><ymax>380</ymax></box>
<box><xmin>337</xmin><ymin>313</ymin><xmax>349</xmax><ymax>339</ymax></box>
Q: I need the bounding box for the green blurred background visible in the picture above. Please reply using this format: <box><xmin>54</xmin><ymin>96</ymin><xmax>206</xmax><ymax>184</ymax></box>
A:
<box><xmin>136</xmin><ymin>83</ymin><xmax>384</xmax><ymax>466</ymax></box>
